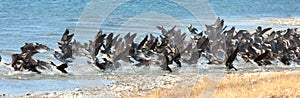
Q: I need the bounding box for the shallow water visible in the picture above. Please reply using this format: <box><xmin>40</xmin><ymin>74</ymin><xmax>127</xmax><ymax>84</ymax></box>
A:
<box><xmin>0</xmin><ymin>0</ymin><xmax>300</xmax><ymax>96</ymax></box>
<box><xmin>0</xmin><ymin>79</ymin><xmax>109</xmax><ymax>95</ymax></box>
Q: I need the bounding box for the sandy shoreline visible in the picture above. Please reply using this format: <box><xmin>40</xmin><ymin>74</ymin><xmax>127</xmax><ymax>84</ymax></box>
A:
<box><xmin>4</xmin><ymin>70</ymin><xmax>299</xmax><ymax>98</ymax></box>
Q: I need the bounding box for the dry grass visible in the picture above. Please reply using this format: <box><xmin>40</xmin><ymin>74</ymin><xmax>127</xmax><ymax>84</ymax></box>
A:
<box><xmin>214</xmin><ymin>71</ymin><xmax>300</xmax><ymax>98</ymax></box>
<box><xmin>123</xmin><ymin>71</ymin><xmax>300</xmax><ymax>98</ymax></box>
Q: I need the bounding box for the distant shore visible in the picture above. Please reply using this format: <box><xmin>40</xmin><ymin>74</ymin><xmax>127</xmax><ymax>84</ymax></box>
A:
<box><xmin>267</xmin><ymin>17</ymin><xmax>300</xmax><ymax>26</ymax></box>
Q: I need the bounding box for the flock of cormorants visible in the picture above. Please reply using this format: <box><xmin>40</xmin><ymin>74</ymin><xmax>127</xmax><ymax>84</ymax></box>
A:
<box><xmin>0</xmin><ymin>18</ymin><xmax>299</xmax><ymax>74</ymax></box>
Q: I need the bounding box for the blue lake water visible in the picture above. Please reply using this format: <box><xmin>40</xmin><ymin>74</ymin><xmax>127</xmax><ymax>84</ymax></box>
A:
<box><xmin>1</xmin><ymin>0</ymin><xmax>299</xmax><ymax>53</ymax></box>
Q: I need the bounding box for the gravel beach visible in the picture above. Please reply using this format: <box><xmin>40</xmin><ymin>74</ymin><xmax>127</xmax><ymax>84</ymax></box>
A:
<box><xmin>4</xmin><ymin>70</ymin><xmax>299</xmax><ymax>98</ymax></box>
